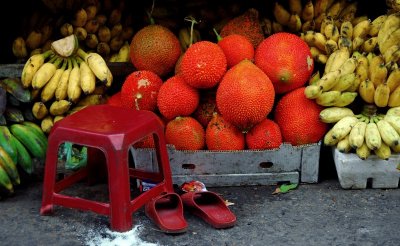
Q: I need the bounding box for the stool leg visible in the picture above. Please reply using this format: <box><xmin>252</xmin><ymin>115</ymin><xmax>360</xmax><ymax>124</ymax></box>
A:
<box><xmin>106</xmin><ymin>148</ymin><xmax>133</xmax><ymax>232</ymax></box>
<box><xmin>40</xmin><ymin>139</ymin><xmax>60</xmax><ymax>215</ymax></box>
<box><xmin>154</xmin><ymin>130</ymin><xmax>174</xmax><ymax>193</ymax></box>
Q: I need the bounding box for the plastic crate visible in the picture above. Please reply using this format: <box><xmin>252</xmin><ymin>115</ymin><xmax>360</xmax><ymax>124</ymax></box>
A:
<box><xmin>131</xmin><ymin>142</ymin><xmax>321</xmax><ymax>187</ymax></box>
<box><xmin>333</xmin><ymin>148</ymin><xmax>400</xmax><ymax>189</ymax></box>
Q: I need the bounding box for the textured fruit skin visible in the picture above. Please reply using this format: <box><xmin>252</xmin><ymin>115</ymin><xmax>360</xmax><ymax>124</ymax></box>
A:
<box><xmin>206</xmin><ymin>113</ymin><xmax>245</xmax><ymax>150</ymax></box>
<box><xmin>107</xmin><ymin>91</ymin><xmax>123</xmax><ymax>107</ymax></box>
<box><xmin>193</xmin><ymin>90</ymin><xmax>217</xmax><ymax>128</ymax></box>
<box><xmin>255</xmin><ymin>32</ymin><xmax>314</xmax><ymax>94</ymax></box>
<box><xmin>130</xmin><ymin>25</ymin><xmax>181</xmax><ymax>77</ymax></box>
<box><xmin>216</xmin><ymin>59</ymin><xmax>275</xmax><ymax>131</ymax></box>
<box><xmin>134</xmin><ymin>134</ymin><xmax>155</xmax><ymax>148</ymax></box>
<box><xmin>220</xmin><ymin>8</ymin><xmax>265</xmax><ymax>48</ymax></box>
<box><xmin>165</xmin><ymin>117</ymin><xmax>205</xmax><ymax>150</ymax></box>
<box><xmin>120</xmin><ymin>71</ymin><xmax>163</xmax><ymax>111</ymax></box>
<box><xmin>180</xmin><ymin>41</ymin><xmax>227</xmax><ymax>89</ymax></box>
<box><xmin>218</xmin><ymin>34</ymin><xmax>255</xmax><ymax>68</ymax></box>
<box><xmin>246</xmin><ymin>119</ymin><xmax>282</xmax><ymax>149</ymax></box>
<box><xmin>274</xmin><ymin>87</ymin><xmax>328</xmax><ymax>146</ymax></box>
<box><xmin>157</xmin><ymin>75</ymin><xmax>199</xmax><ymax>120</ymax></box>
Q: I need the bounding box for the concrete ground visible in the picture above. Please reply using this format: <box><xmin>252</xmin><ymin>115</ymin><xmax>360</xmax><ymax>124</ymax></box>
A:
<box><xmin>0</xmin><ymin>147</ymin><xmax>399</xmax><ymax>246</ymax></box>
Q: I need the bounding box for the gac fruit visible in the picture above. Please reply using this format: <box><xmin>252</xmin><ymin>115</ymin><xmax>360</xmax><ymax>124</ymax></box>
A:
<box><xmin>206</xmin><ymin>113</ymin><xmax>245</xmax><ymax>150</ymax></box>
<box><xmin>216</xmin><ymin>33</ymin><xmax>255</xmax><ymax>68</ymax></box>
<box><xmin>165</xmin><ymin>116</ymin><xmax>205</xmax><ymax>150</ymax></box>
<box><xmin>246</xmin><ymin>118</ymin><xmax>282</xmax><ymax>149</ymax></box>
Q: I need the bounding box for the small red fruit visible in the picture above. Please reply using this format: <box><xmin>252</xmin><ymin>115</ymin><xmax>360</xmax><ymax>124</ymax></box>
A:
<box><xmin>216</xmin><ymin>33</ymin><xmax>255</xmax><ymax>68</ymax></box>
<box><xmin>165</xmin><ymin>116</ymin><xmax>205</xmax><ymax>150</ymax></box>
<box><xmin>206</xmin><ymin>113</ymin><xmax>245</xmax><ymax>150</ymax></box>
<box><xmin>246</xmin><ymin>119</ymin><xmax>282</xmax><ymax>150</ymax></box>
<box><xmin>120</xmin><ymin>70</ymin><xmax>163</xmax><ymax>111</ymax></box>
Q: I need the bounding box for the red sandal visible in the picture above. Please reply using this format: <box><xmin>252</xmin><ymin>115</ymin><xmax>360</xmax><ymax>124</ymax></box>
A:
<box><xmin>181</xmin><ymin>191</ymin><xmax>236</xmax><ymax>229</ymax></box>
<box><xmin>145</xmin><ymin>193</ymin><xmax>188</xmax><ymax>234</ymax></box>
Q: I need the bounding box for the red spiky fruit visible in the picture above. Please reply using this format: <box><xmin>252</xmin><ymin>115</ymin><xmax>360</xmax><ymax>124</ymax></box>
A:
<box><xmin>157</xmin><ymin>75</ymin><xmax>199</xmax><ymax>120</ymax></box>
<box><xmin>165</xmin><ymin>116</ymin><xmax>205</xmax><ymax>150</ymax></box>
<box><xmin>180</xmin><ymin>41</ymin><xmax>227</xmax><ymax>89</ymax></box>
<box><xmin>193</xmin><ymin>90</ymin><xmax>218</xmax><ymax>128</ymax></box>
<box><xmin>274</xmin><ymin>87</ymin><xmax>328</xmax><ymax>146</ymax></box>
<box><xmin>255</xmin><ymin>32</ymin><xmax>314</xmax><ymax>94</ymax></box>
<box><xmin>216</xmin><ymin>59</ymin><xmax>275</xmax><ymax>131</ymax></box>
<box><xmin>134</xmin><ymin>135</ymin><xmax>155</xmax><ymax>148</ymax></box>
<box><xmin>220</xmin><ymin>8</ymin><xmax>265</xmax><ymax>48</ymax></box>
<box><xmin>130</xmin><ymin>24</ymin><xmax>181</xmax><ymax>77</ymax></box>
<box><xmin>120</xmin><ymin>70</ymin><xmax>163</xmax><ymax>111</ymax></box>
<box><xmin>216</xmin><ymin>33</ymin><xmax>255</xmax><ymax>68</ymax></box>
<box><xmin>246</xmin><ymin>119</ymin><xmax>282</xmax><ymax>150</ymax></box>
<box><xmin>206</xmin><ymin>113</ymin><xmax>245</xmax><ymax>150</ymax></box>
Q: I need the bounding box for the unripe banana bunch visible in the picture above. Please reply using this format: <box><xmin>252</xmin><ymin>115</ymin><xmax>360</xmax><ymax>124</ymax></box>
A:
<box><xmin>273</xmin><ymin>0</ymin><xmax>361</xmax><ymax>36</ymax></box>
<box><xmin>321</xmin><ymin>105</ymin><xmax>400</xmax><ymax>160</ymax></box>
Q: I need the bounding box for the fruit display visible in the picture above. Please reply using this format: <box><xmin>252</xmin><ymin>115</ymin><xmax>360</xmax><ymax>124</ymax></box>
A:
<box><xmin>0</xmin><ymin>0</ymin><xmax>399</xmax><ymax>196</ymax></box>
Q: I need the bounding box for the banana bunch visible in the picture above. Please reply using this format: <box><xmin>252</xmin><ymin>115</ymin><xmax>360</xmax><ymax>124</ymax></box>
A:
<box><xmin>321</xmin><ymin>105</ymin><xmax>400</xmax><ymax>160</ymax></box>
<box><xmin>272</xmin><ymin>0</ymin><xmax>362</xmax><ymax>35</ymax></box>
<box><xmin>377</xmin><ymin>12</ymin><xmax>400</xmax><ymax>65</ymax></box>
<box><xmin>304</xmin><ymin>47</ymin><xmax>359</xmax><ymax>107</ymax></box>
<box><xmin>0</xmin><ymin>121</ymin><xmax>48</xmax><ymax>194</ymax></box>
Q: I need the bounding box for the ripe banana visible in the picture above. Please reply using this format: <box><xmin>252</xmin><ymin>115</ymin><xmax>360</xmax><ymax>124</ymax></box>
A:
<box><xmin>55</xmin><ymin>58</ymin><xmax>72</xmax><ymax>101</ymax></box>
<box><xmin>287</xmin><ymin>14</ymin><xmax>302</xmax><ymax>32</ymax></box>
<box><xmin>382</xmin><ymin>44</ymin><xmax>400</xmax><ymax>64</ymax></box>
<box><xmin>21</xmin><ymin>50</ymin><xmax>53</xmax><ymax>88</ymax></box>
<box><xmin>376</xmin><ymin>118</ymin><xmax>400</xmax><ymax>148</ymax></box>
<box><xmin>319</xmin><ymin>107</ymin><xmax>354</xmax><ymax>123</ymax></box>
<box><xmin>79</xmin><ymin>59</ymin><xmax>96</xmax><ymax>95</ymax></box>
<box><xmin>314</xmin><ymin>0</ymin><xmax>330</xmax><ymax>18</ymax></box>
<box><xmin>32</xmin><ymin>56</ymin><xmax>63</xmax><ymax>89</ymax></box>
<box><xmin>289</xmin><ymin>0</ymin><xmax>302</xmax><ymax>15</ymax></box>
<box><xmin>340</xmin><ymin>21</ymin><xmax>353</xmax><ymax>38</ymax></box>
<box><xmin>365</xmin><ymin>119</ymin><xmax>382</xmax><ymax>150</ymax></box>
<box><xmin>317</xmin><ymin>70</ymin><xmax>341</xmax><ymax>91</ymax></box>
<box><xmin>337</xmin><ymin>135</ymin><xmax>351</xmax><ymax>153</ymax></box>
<box><xmin>115</xmin><ymin>42</ymin><xmax>130</xmax><ymax>62</ymax></box>
<box><xmin>304</xmin><ymin>84</ymin><xmax>322</xmax><ymax>99</ymax></box>
<box><xmin>324</xmin><ymin>23</ymin><xmax>340</xmax><ymax>42</ymax></box>
<box><xmin>330</xmin><ymin>73</ymin><xmax>356</xmax><ymax>92</ymax></box>
<box><xmin>352</xmin><ymin>19</ymin><xmax>371</xmax><ymax>40</ymax></box>
<box><xmin>374</xmin><ymin>142</ymin><xmax>392</xmax><ymax>160</ymax></box>
<box><xmin>384</xmin><ymin>115</ymin><xmax>400</xmax><ymax>135</ymax></box>
<box><xmin>76</xmin><ymin>94</ymin><xmax>106</xmax><ymax>106</ymax></box>
<box><xmin>67</xmin><ymin>57</ymin><xmax>81</xmax><ymax>103</ymax></box>
<box><xmin>349</xmin><ymin>120</ymin><xmax>367</xmax><ymax>149</ymax></box>
<box><xmin>41</xmin><ymin>59</ymin><xmax>67</xmax><ymax>102</ymax></box>
<box><xmin>361</xmin><ymin>37</ymin><xmax>378</xmax><ymax>53</ymax></box>
<box><xmin>32</xmin><ymin>101</ymin><xmax>48</xmax><ymax>120</ymax></box>
<box><xmin>302</xmin><ymin>0</ymin><xmax>314</xmax><ymax>22</ymax></box>
<box><xmin>12</xmin><ymin>37</ymin><xmax>28</xmax><ymax>59</ymax></box>
<box><xmin>387</xmin><ymin>106</ymin><xmax>400</xmax><ymax>116</ymax></box>
<box><xmin>369</xmin><ymin>15</ymin><xmax>388</xmax><ymax>37</ymax></box>
<box><xmin>356</xmin><ymin>142</ymin><xmax>371</xmax><ymax>160</ymax></box>
<box><xmin>324</xmin><ymin>39</ymin><xmax>338</xmax><ymax>55</ymax></box>
<box><xmin>338</xmin><ymin>57</ymin><xmax>358</xmax><ymax>75</ymax></box>
<box><xmin>49</xmin><ymin>99</ymin><xmax>72</xmax><ymax>116</ymax></box>
<box><xmin>316</xmin><ymin>90</ymin><xmax>341</xmax><ymax>106</ymax></box>
<box><xmin>10</xmin><ymin>123</ymin><xmax>47</xmax><ymax>159</ymax></box>
<box><xmin>333</xmin><ymin>92</ymin><xmax>357</xmax><ymax>107</ymax></box>
<box><xmin>374</xmin><ymin>83</ymin><xmax>391</xmax><ymax>107</ymax></box>
<box><xmin>386</xmin><ymin>68</ymin><xmax>400</xmax><ymax>92</ymax></box>
<box><xmin>377</xmin><ymin>12</ymin><xmax>400</xmax><ymax>51</ymax></box>
<box><xmin>324</xmin><ymin>128</ymin><xmax>339</xmax><ymax>146</ymax></box>
<box><xmin>388</xmin><ymin>85</ymin><xmax>400</xmax><ymax>107</ymax></box>
<box><xmin>0</xmin><ymin>146</ymin><xmax>20</xmax><ymax>185</ymax></box>
<box><xmin>273</xmin><ymin>2</ymin><xmax>290</xmax><ymax>26</ymax></box>
<box><xmin>325</xmin><ymin>47</ymin><xmax>350</xmax><ymax>74</ymax></box>
<box><xmin>330</xmin><ymin>115</ymin><xmax>358</xmax><ymax>140</ymax></box>
<box><xmin>77</xmin><ymin>49</ymin><xmax>113</xmax><ymax>86</ymax></box>
<box><xmin>41</xmin><ymin>115</ymin><xmax>54</xmax><ymax>134</ymax></box>
<box><xmin>359</xmin><ymin>79</ymin><xmax>375</xmax><ymax>104</ymax></box>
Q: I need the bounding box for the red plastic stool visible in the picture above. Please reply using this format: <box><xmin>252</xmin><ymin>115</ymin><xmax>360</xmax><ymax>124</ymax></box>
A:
<box><xmin>40</xmin><ymin>104</ymin><xmax>174</xmax><ymax>232</ymax></box>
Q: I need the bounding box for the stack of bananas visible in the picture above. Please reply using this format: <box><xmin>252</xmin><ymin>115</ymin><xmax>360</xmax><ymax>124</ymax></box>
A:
<box><xmin>21</xmin><ymin>35</ymin><xmax>111</xmax><ymax>134</ymax></box>
<box><xmin>321</xmin><ymin>106</ymin><xmax>400</xmax><ymax>160</ymax></box>
<box><xmin>12</xmin><ymin>1</ymin><xmax>132</xmax><ymax>62</ymax></box>
<box><xmin>1</xmin><ymin>78</ymin><xmax>49</xmax><ymax>194</ymax></box>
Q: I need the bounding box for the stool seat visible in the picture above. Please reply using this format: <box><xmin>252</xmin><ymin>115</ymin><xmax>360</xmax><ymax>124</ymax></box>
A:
<box><xmin>40</xmin><ymin>104</ymin><xmax>174</xmax><ymax>232</ymax></box>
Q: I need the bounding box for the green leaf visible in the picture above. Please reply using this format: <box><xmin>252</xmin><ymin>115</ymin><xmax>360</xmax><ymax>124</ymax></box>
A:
<box><xmin>272</xmin><ymin>183</ymin><xmax>298</xmax><ymax>195</ymax></box>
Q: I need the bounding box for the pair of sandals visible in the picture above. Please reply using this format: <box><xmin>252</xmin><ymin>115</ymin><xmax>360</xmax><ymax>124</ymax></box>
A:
<box><xmin>145</xmin><ymin>191</ymin><xmax>236</xmax><ymax>233</ymax></box>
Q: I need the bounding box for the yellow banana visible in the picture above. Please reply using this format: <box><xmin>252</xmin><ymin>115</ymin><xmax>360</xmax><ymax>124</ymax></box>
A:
<box><xmin>387</xmin><ymin>106</ymin><xmax>400</xmax><ymax>116</ymax></box>
<box><xmin>376</xmin><ymin>118</ymin><xmax>400</xmax><ymax>148</ymax></box>
<box><xmin>349</xmin><ymin>120</ymin><xmax>367</xmax><ymax>149</ymax></box>
<box><xmin>356</xmin><ymin>142</ymin><xmax>370</xmax><ymax>160</ymax></box>
<box><xmin>41</xmin><ymin>115</ymin><xmax>54</xmax><ymax>134</ymax></box>
<box><xmin>116</xmin><ymin>42</ymin><xmax>130</xmax><ymax>62</ymax></box>
<box><xmin>382</xmin><ymin>44</ymin><xmax>400</xmax><ymax>64</ymax></box>
<box><xmin>325</xmin><ymin>47</ymin><xmax>350</xmax><ymax>73</ymax></box>
<box><xmin>369</xmin><ymin>15</ymin><xmax>388</xmax><ymax>37</ymax></box>
<box><xmin>361</xmin><ymin>37</ymin><xmax>378</xmax><ymax>53</ymax></box>
<box><xmin>21</xmin><ymin>50</ymin><xmax>53</xmax><ymax>88</ymax></box>
<box><xmin>333</xmin><ymin>92</ymin><xmax>357</xmax><ymax>107</ymax></box>
<box><xmin>340</xmin><ymin>21</ymin><xmax>353</xmax><ymax>38</ymax></box>
<box><xmin>67</xmin><ymin>57</ymin><xmax>81</xmax><ymax>103</ymax></box>
<box><xmin>302</xmin><ymin>0</ymin><xmax>314</xmax><ymax>22</ymax></box>
<box><xmin>79</xmin><ymin>59</ymin><xmax>96</xmax><ymax>95</ymax></box>
<box><xmin>359</xmin><ymin>79</ymin><xmax>375</xmax><ymax>104</ymax></box>
<box><xmin>331</xmin><ymin>73</ymin><xmax>356</xmax><ymax>92</ymax></box>
<box><xmin>319</xmin><ymin>106</ymin><xmax>354</xmax><ymax>123</ymax></box>
<box><xmin>338</xmin><ymin>57</ymin><xmax>357</xmax><ymax>75</ymax></box>
<box><xmin>352</xmin><ymin>37</ymin><xmax>365</xmax><ymax>52</ymax></box>
<box><xmin>41</xmin><ymin>58</ymin><xmax>66</xmax><ymax>102</ymax></box>
<box><xmin>12</xmin><ymin>37</ymin><xmax>28</xmax><ymax>59</ymax></box>
<box><xmin>379</xmin><ymin>28</ymin><xmax>400</xmax><ymax>55</ymax></box>
<box><xmin>324</xmin><ymin>39</ymin><xmax>338</xmax><ymax>55</ymax></box>
<box><xmin>287</xmin><ymin>14</ymin><xmax>302</xmax><ymax>33</ymax></box>
<box><xmin>339</xmin><ymin>2</ymin><xmax>358</xmax><ymax>21</ymax></box>
<box><xmin>337</xmin><ymin>36</ymin><xmax>352</xmax><ymax>50</ymax></box>
<box><xmin>365</xmin><ymin>121</ymin><xmax>382</xmax><ymax>150</ymax></box>
<box><xmin>273</xmin><ymin>2</ymin><xmax>291</xmax><ymax>26</ymax></box>
<box><xmin>77</xmin><ymin>49</ymin><xmax>112</xmax><ymax>86</ymax></box>
<box><xmin>26</xmin><ymin>30</ymin><xmax>42</xmax><ymax>50</ymax></box>
<box><xmin>388</xmin><ymin>85</ymin><xmax>400</xmax><ymax>107</ymax></box>
<box><xmin>374</xmin><ymin>83</ymin><xmax>391</xmax><ymax>107</ymax></box>
<box><xmin>55</xmin><ymin>58</ymin><xmax>72</xmax><ymax>101</ymax></box>
<box><xmin>77</xmin><ymin>94</ymin><xmax>106</xmax><ymax>106</ymax></box>
<box><xmin>317</xmin><ymin>70</ymin><xmax>341</xmax><ymax>91</ymax></box>
<box><xmin>324</xmin><ymin>128</ymin><xmax>339</xmax><ymax>146</ymax></box>
<box><xmin>324</xmin><ymin>23</ymin><xmax>340</xmax><ymax>42</ymax></box>
<box><xmin>71</xmin><ymin>8</ymin><xmax>88</xmax><ymax>27</ymax></box>
<box><xmin>374</xmin><ymin>142</ymin><xmax>391</xmax><ymax>160</ymax></box>
<box><xmin>384</xmin><ymin>115</ymin><xmax>400</xmax><ymax>134</ymax></box>
<box><xmin>316</xmin><ymin>90</ymin><xmax>341</xmax><ymax>106</ymax></box>
<box><xmin>330</xmin><ymin>115</ymin><xmax>358</xmax><ymax>140</ymax></box>
<box><xmin>368</xmin><ymin>56</ymin><xmax>387</xmax><ymax>87</ymax></box>
<box><xmin>304</xmin><ymin>84</ymin><xmax>322</xmax><ymax>99</ymax></box>
<box><xmin>386</xmin><ymin>68</ymin><xmax>400</xmax><ymax>92</ymax></box>
<box><xmin>337</xmin><ymin>135</ymin><xmax>351</xmax><ymax>153</ymax></box>
<box><xmin>32</xmin><ymin>101</ymin><xmax>48</xmax><ymax>120</ymax></box>
<box><xmin>314</xmin><ymin>0</ymin><xmax>330</xmax><ymax>18</ymax></box>
<box><xmin>377</xmin><ymin>12</ymin><xmax>400</xmax><ymax>49</ymax></box>
<box><xmin>301</xmin><ymin>20</ymin><xmax>316</xmax><ymax>33</ymax></box>
<box><xmin>352</xmin><ymin>19</ymin><xmax>371</xmax><ymax>40</ymax></box>
<box><xmin>32</xmin><ymin>56</ymin><xmax>62</xmax><ymax>89</ymax></box>
<box><xmin>49</xmin><ymin>99</ymin><xmax>72</xmax><ymax>116</ymax></box>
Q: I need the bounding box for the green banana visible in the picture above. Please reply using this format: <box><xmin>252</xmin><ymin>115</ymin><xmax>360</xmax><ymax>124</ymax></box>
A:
<box><xmin>0</xmin><ymin>146</ymin><xmax>20</xmax><ymax>185</ymax></box>
<box><xmin>0</xmin><ymin>125</ymin><xmax>18</xmax><ymax>164</ymax></box>
<box><xmin>0</xmin><ymin>164</ymin><xmax>13</xmax><ymax>193</ymax></box>
<box><xmin>9</xmin><ymin>134</ymin><xmax>33</xmax><ymax>174</ymax></box>
<box><xmin>4</xmin><ymin>107</ymin><xmax>24</xmax><ymax>123</ymax></box>
<box><xmin>10</xmin><ymin>124</ymin><xmax>46</xmax><ymax>159</ymax></box>
<box><xmin>0</xmin><ymin>78</ymin><xmax>31</xmax><ymax>103</ymax></box>
<box><xmin>21</xmin><ymin>121</ymin><xmax>48</xmax><ymax>150</ymax></box>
